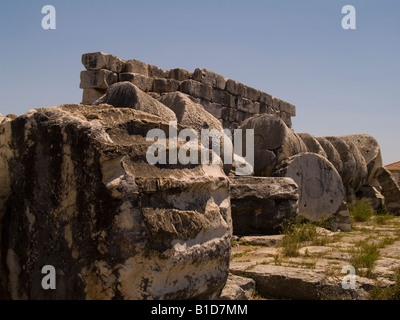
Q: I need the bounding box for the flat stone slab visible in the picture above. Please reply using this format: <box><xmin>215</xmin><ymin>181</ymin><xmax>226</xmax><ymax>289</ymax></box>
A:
<box><xmin>298</xmin><ymin>246</ymin><xmax>333</xmax><ymax>256</ymax></box>
<box><xmin>219</xmin><ymin>274</ymin><xmax>256</xmax><ymax>300</ymax></box>
<box><xmin>239</xmin><ymin>235</ymin><xmax>284</xmax><ymax>247</ymax></box>
<box><xmin>230</xmin><ymin>263</ymin><xmax>375</xmax><ymax>300</ymax></box>
<box><xmin>380</xmin><ymin>241</ymin><xmax>400</xmax><ymax>259</ymax></box>
<box><xmin>229</xmin><ymin>217</ymin><xmax>400</xmax><ymax>300</ymax></box>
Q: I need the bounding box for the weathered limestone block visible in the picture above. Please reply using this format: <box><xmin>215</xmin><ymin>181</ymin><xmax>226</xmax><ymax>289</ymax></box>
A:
<box><xmin>159</xmin><ymin>92</ymin><xmax>222</xmax><ymax>132</ymax></box>
<box><xmin>180</xmin><ymin>80</ymin><xmax>213</xmax><ymax>101</ymax></box>
<box><xmin>331</xmin><ymin>201</ymin><xmax>351</xmax><ymax>232</ymax></box>
<box><xmin>231</xmin><ymin>264</ymin><xmax>324</xmax><ymax>300</ymax></box>
<box><xmin>340</xmin><ymin>137</ymin><xmax>368</xmax><ymax>192</ymax></box>
<box><xmin>225</xmin><ymin>79</ymin><xmax>244</xmax><ymax>96</ymax></box>
<box><xmin>82</xmin><ymin>52</ymin><xmax>125</xmax><ymax>73</ymax></box>
<box><xmin>198</xmin><ymin>100</ymin><xmax>223</xmax><ymax>119</ymax></box>
<box><xmin>242</xmin><ymin>86</ymin><xmax>261</xmax><ymax>102</ymax></box>
<box><xmin>221</xmin><ymin>107</ymin><xmax>235</xmax><ymax>123</ymax></box>
<box><xmin>342</xmin><ymin>134</ymin><xmax>383</xmax><ymax>185</ymax></box>
<box><xmin>119</xmin><ymin>73</ymin><xmax>154</xmax><ymax>92</ymax></box>
<box><xmin>152</xmin><ymin>78</ymin><xmax>180</xmax><ymax>94</ymax></box>
<box><xmin>230</xmin><ymin>153</ymin><xmax>255</xmax><ymax>177</ymax></box>
<box><xmin>80</xmin><ymin>70</ymin><xmax>118</xmax><ymax>90</ymax></box>
<box><xmin>82</xmin><ymin>88</ymin><xmax>106</xmax><ymax>105</ymax></box>
<box><xmin>259</xmin><ymin>103</ymin><xmax>267</xmax><ymax>114</ymax></box>
<box><xmin>325</xmin><ymin>136</ymin><xmax>368</xmax><ymax>198</ymax></box>
<box><xmin>148</xmin><ymin>64</ymin><xmax>168</xmax><ymax>78</ymax></box>
<box><xmin>193</xmin><ymin>68</ymin><xmax>226</xmax><ymax>90</ymax></box>
<box><xmin>279</xmin><ymin>111</ymin><xmax>292</xmax><ymax>128</ymax></box>
<box><xmin>267</xmin><ymin>106</ymin><xmax>280</xmax><ymax>116</ymax></box>
<box><xmin>376</xmin><ymin>167</ymin><xmax>400</xmax><ymax>214</ymax></box>
<box><xmin>271</xmin><ymin>97</ymin><xmax>281</xmax><ymax>111</ymax></box>
<box><xmin>259</xmin><ymin>92</ymin><xmax>272</xmax><ymax>106</ymax></box>
<box><xmin>0</xmin><ymin>104</ymin><xmax>232</xmax><ymax>300</ymax></box>
<box><xmin>236</xmin><ymin>98</ymin><xmax>260</xmax><ymax>114</ymax></box>
<box><xmin>159</xmin><ymin>92</ymin><xmax>233</xmax><ymax>174</ymax></box>
<box><xmin>274</xmin><ymin>153</ymin><xmax>345</xmax><ymax>222</ymax></box>
<box><xmin>93</xmin><ymin>82</ymin><xmax>177</xmax><ymax>122</ymax></box>
<box><xmin>298</xmin><ymin>133</ymin><xmax>327</xmax><ymax>158</ymax></box>
<box><xmin>238</xmin><ymin>114</ymin><xmax>307</xmax><ymax>176</ymax></box>
<box><xmin>235</xmin><ymin>110</ymin><xmax>248</xmax><ymax>124</ymax></box>
<box><xmin>279</xmin><ymin>101</ymin><xmax>296</xmax><ymax>117</ymax></box>
<box><xmin>123</xmin><ymin>59</ymin><xmax>149</xmax><ymax>76</ymax></box>
<box><xmin>356</xmin><ymin>185</ymin><xmax>385</xmax><ymax>211</ymax></box>
<box><xmin>219</xmin><ymin>274</ymin><xmax>255</xmax><ymax>300</ymax></box>
<box><xmin>212</xmin><ymin>89</ymin><xmax>234</xmax><ymax>107</ymax></box>
<box><xmin>315</xmin><ymin>137</ymin><xmax>343</xmax><ymax>176</ymax></box>
<box><xmin>168</xmin><ymin>68</ymin><xmax>192</xmax><ymax>81</ymax></box>
<box><xmin>230</xmin><ymin>176</ymin><xmax>299</xmax><ymax>235</ymax></box>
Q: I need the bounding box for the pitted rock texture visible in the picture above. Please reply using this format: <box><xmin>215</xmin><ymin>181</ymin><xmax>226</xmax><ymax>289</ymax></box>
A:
<box><xmin>325</xmin><ymin>136</ymin><xmax>368</xmax><ymax>200</ymax></box>
<box><xmin>274</xmin><ymin>153</ymin><xmax>345</xmax><ymax>222</ymax></box>
<box><xmin>298</xmin><ymin>133</ymin><xmax>327</xmax><ymax>158</ymax></box>
<box><xmin>342</xmin><ymin>134</ymin><xmax>383</xmax><ymax>186</ymax></box>
<box><xmin>238</xmin><ymin>114</ymin><xmax>307</xmax><ymax>176</ymax></box>
<box><xmin>0</xmin><ymin>104</ymin><xmax>232</xmax><ymax>300</ymax></box>
<box><xmin>376</xmin><ymin>167</ymin><xmax>400</xmax><ymax>214</ymax></box>
<box><xmin>229</xmin><ymin>176</ymin><xmax>299</xmax><ymax>235</ymax></box>
<box><xmin>315</xmin><ymin>137</ymin><xmax>344</xmax><ymax>177</ymax></box>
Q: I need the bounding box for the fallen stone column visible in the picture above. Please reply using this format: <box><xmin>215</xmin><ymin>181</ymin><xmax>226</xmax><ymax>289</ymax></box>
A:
<box><xmin>356</xmin><ymin>185</ymin><xmax>385</xmax><ymax>211</ymax></box>
<box><xmin>93</xmin><ymin>82</ymin><xmax>177</xmax><ymax>122</ymax></box>
<box><xmin>274</xmin><ymin>153</ymin><xmax>345</xmax><ymax>223</ymax></box>
<box><xmin>340</xmin><ymin>137</ymin><xmax>368</xmax><ymax>193</ymax></box>
<box><xmin>298</xmin><ymin>133</ymin><xmax>327</xmax><ymax>158</ymax></box>
<box><xmin>324</xmin><ymin>136</ymin><xmax>367</xmax><ymax>199</ymax></box>
<box><xmin>238</xmin><ymin>114</ymin><xmax>307</xmax><ymax>176</ymax></box>
<box><xmin>159</xmin><ymin>92</ymin><xmax>236</xmax><ymax>175</ymax></box>
<box><xmin>230</xmin><ymin>176</ymin><xmax>299</xmax><ymax>235</ymax></box>
<box><xmin>159</xmin><ymin>92</ymin><xmax>222</xmax><ymax>132</ymax></box>
<box><xmin>342</xmin><ymin>134</ymin><xmax>383</xmax><ymax>185</ymax></box>
<box><xmin>314</xmin><ymin>137</ymin><xmax>344</xmax><ymax>176</ymax></box>
<box><xmin>376</xmin><ymin>167</ymin><xmax>400</xmax><ymax>214</ymax></box>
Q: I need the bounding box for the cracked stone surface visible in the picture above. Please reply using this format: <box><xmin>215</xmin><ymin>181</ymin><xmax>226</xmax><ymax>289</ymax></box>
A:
<box><xmin>229</xmin><ymin>217</ymin><xmax>400</xmax><ymax>300</ymax></box>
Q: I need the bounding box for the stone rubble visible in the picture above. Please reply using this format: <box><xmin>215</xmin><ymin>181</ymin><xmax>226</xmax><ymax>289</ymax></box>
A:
<box><xmin>0</xmin><ymin>52</ymin><xmax>398</xmax><ymax>300</ymax></box>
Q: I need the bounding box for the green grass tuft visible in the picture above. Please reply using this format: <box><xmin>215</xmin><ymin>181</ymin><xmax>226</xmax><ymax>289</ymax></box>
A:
<box><xmin>350</xmin><ymin>241</ymin><xmax>380</xmax><ymax>278</ymax></box>
<box><xmin>369</xmin><ymin>268</ymin><xmax>400</xmax><ymax>300</ymax></box>
<box><xmin>281</xmin><ymin>222</ymin><xmax>319</xmax><ymax>257</ymax></box>
<box><xmin>349</xmin><ymin>199</ymin><xmax>375</xmax><ymax>222</ymax></box>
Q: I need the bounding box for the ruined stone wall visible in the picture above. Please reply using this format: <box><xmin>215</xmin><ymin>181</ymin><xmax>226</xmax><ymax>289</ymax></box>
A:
<box><xmin>79</xmin><ymin>52</ymin><xmax>296</xmax><ymax>129</ymax></box>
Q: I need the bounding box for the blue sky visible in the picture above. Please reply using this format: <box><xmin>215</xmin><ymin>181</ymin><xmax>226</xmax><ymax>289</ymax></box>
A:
<box><xmin>0</xmin><ymin>0</ymin><xmax>399</xmax><ymax>164</ymax></box>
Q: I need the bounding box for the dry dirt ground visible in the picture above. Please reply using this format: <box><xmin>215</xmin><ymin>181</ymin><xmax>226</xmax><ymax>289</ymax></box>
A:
<box><xmin>229</xmin><ymin>216</ymin><xmax>400</xmax><ymax>300</ymax></box>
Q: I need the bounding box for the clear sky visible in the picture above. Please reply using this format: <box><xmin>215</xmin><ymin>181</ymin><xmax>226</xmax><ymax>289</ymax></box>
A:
<box><xmin>0</xmin><ymin>0</ymin><xmax>399</xmax><ymax>164</ymax></box>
